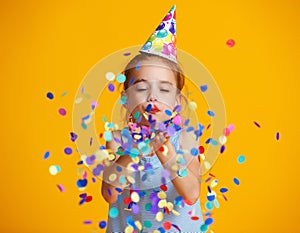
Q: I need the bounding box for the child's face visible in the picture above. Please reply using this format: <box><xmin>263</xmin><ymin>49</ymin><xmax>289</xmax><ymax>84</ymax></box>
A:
<box><xmin>124</xmin><ymin>59</ymin><xmax>181</xmax><ymax>125</ymax></box>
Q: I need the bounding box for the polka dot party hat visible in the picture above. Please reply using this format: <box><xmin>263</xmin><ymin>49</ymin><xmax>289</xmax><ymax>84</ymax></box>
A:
<box><xmin>139</xmin><ymin>5</ymin><xmax>177</xmax><ymax>63</ymax></box>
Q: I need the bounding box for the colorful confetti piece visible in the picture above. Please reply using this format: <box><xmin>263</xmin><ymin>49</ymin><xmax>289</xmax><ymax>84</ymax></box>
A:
<box><xmin>237</xmin><ymin>155</ymin><xmax>246</xmax><ymax>164</ymax></box>
<box><xmin>226</xmin><ymin>39</ymin><xmax>235</xmax><ymax>47</ymax></box>
<box><xmin>46</xmin><ymin>92</ymin><xmax>54</xmax><ymax>100</ymax></box>
<box><xmin>58</xmin><ymin>108</ymin><xmax>66</xmax><ymax>116</ymax></box>
<box><xmin>105</xmin><ymin>72</ymin><xmax>115</xmax><ymax>81</ymax></box>
<box><xmin>253</xmin><ymin>121</ymin><xmax>261</xmax><ymax>128</ymax></box>
<box><xmin>200</xmin><ymin>84</ymin><xmax>208</xmax><ymax>92</ymax></box>
<box><xmin>44</xmin><ymin>151</ymin><xmax>50</xmax><ymax>159</ymax></box>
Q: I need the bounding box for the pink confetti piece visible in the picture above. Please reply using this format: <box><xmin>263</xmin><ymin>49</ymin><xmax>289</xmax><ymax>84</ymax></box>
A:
<box><xmin>58</xmin><ymin>108</ymin><xmax>67</xmax><ymax>116</ymax></box>
<box><xmin>57</xmin><ymin>184</ymin><xmax>65</xmax><ymax>192</ymax></box>
<box><xmin>226</xmin><ymin>39</ymin><xmax>235</xmax><ymax>47</ymax></box>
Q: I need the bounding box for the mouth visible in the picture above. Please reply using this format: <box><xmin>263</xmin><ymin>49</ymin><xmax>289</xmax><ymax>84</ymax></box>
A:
<box><xmin>148</xmin><ymin>104</ymin><xmax>160</xmax><ymax>114</ymax></box>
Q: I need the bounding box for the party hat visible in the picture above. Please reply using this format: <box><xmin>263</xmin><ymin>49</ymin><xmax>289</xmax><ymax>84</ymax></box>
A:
<box><xmin>139</xmin><ymin>5</ymin><xmax>177</xmax><ymax>63</ymax></box>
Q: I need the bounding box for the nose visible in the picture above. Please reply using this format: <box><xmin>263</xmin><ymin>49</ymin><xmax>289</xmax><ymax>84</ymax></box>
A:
<box><xmin>148</xmin><ymin>96</ymin><xmax>158</xmax><ymax>102</ymax></box>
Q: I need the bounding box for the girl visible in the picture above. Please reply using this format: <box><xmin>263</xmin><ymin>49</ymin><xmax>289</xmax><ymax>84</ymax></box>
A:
<box><xmin>101</xmin><ymin>53</ymin><xmax>203</xmax><ymax>233</ymax></box>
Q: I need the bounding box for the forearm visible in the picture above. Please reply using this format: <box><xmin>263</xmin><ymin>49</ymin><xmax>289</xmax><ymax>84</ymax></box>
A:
<box><xmin>101</xmin><ymin>155</ymin><xmax>134</xmax><ymax>204</ymax></box>
<box><xmin>156</xmin><ymin>142</ymin><xmax>201</xmax><ymax>204</ymax></box>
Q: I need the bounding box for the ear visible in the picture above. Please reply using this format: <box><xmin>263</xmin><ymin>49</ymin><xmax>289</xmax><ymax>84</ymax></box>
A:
<box><xmin>175</xmin><ymin>93</ymin><xmax>182</xmax><ymax>106</ymax></box>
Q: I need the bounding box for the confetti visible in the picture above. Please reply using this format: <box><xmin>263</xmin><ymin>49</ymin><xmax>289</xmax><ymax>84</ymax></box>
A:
<box><xmin>98</xmin><ymin>220</ymin><xmax>107</xmax><ymax>229</ymax></box>
<box><xmin>226</xmin><ymin>39</ymin><xmax>235</xmax><ymax>47</ymax></box>
<box><xmin>104</xmin><ymin>131</ymin><xmax>113</xmax><ymax>141</ymax></box>
<box><xmin>46</xmin><ymin>92</ymin><xmax>54</xmax><ymax>100</ymax></box>
<box><xmin>237</xmin><ymin>155</ymin><xmax>246</xmax><ymax>164</ymax></box>
<box><xmin>155</xmin><ymin>212</ymin><xmax>164</xmax><ymax>222</ymax></box>
<box><xmin>44</xmin><ymin>151</ymin><xmax>50</xmax><ymax>159</ymax></box>
<box><xmin>174</xmin><ymin>105</ymin><xmax>182</xmax><ymax>113</ymax></box>
<box><xmin>188</xmin><ymin>101</ymin><xmax>197</xmax><ymax>111</ymax></box>
<box><xmin>57</xmin><ymin>184</ymin><xmax>65</xmax><ymax>192</ymax></box>
<box><xmin>276</xmin><ymin>132</ymin><xmax>280</xmax><ymax>140</ymax></box>
<box><xmin>207</xmin><ymin>110</ymin><xmax>215</xmax><ymax>117</ymax></box>
<box><xmin>108</xmin><ymin>83</ymin><xmax>115</xmax><ymax>92</ymax></box>
<box><xmin>228</xmin><ymin>124</ymin><xmax>234</xmax><ymax>131</ymax></box>
<box><xmin>190</xmin><ymin>148</ymin><xmax>199</xmax><ymax>156</ymax></box>
<box><xmin>123</xmin><ymin>52</ymin><xmax>131</xmax><ymax>56</ymax></box>
<box><xmin>218</xmin><ymin>135</ymin><xmax>227</xmax><ymax>144</ymax></box>
<box><xmin>164</xmin><ymin>109</ymin><xmax>172</xmax><ymax>116</ymax></box>
<box><xmin>163</xmin><ymin>221</ymin><xmax>172</xmax><ymax>230</ymax></box>
<box><xmin>144</xmin><ymin>220</ymin><xmax>152</xmax><ymax>228</ymax></box>
<box><xmin>220</xmin><ymin>145</ymin><xmax>225</xmax><ymax>153</ymax></box>
<box><xmin>200</xmin><ymin>224</ymin><xmax>209</xmax><ymax>232</ymax></box>
<box><xmin>146</xmin><ymin>104</ymin><xmax>152</xmax><ymax>112</ymax></box>
<box><xmin>64</xmin><ymin>147</ymin><xmax>72</xmax><ymax>155</ymax></box>
<box><xmin>105</xmin><ymin>72</ymin><xmax>115</xmax><ymax>81</ymax></box>
<box><xmin>253</xmin><ymin>121</ymin><xmax>261</xmax><ymax>128</ymax></box>
<box><xmin>205</xmin><ymin>201</ymin><xmax>214</xmax><ymax>211</ymax></box>
<box><xmin>76</xmin><ymin>179</ymin><xmax>88</xmax><ymax>188</ymax></box>
<box><xmin>116</xmin><ymin>74</ymin><xmax>126</xmax><ymax>83</ymax></box>
<box><xmin>177</xmin><ymin>168</ymin><xmax>188</xmax><ymax>177</ymax></box>
<box><xmin>132</xmin><ymin>203</ymin><xmax>140</xmax><ymax>214</ymax></box>
<box><xmin>220</xmin><ymin>188</ymin><xmax>228</xmax><ymax>193</ymax></box>
<box><xmin>109</xmin><ymin>207</ymin><xmax>119</xmax><ymax>218</ymax></box>
<box><xmin>129</xmin><ymin>77</ymin><xmax>135</xmax><ymax>85</ymax></box>
<box><xmin>58</xmin><ymin>108</ymin><xmax>66</xmax><ymax>116</ymax></box>
<box><xmin>136</xmin><ymin>61</ymin><xmax>141</xmax><ymax>70</ymax></box>
<box><xmin>83</xmin><ymin>220</ymin><xmax>92</xmax><ymax>225</ymax></box>
<box><xmin>200</xmin><ymin>84</ymin><xmax>208</xmax><ymax>92</ymax></box>
<box><xmin>70</xmin><ymin>132</ymin><xmax>78</xmax><ymax>142</ymax></box>
<box><xmin>173</xmin><ymin>115</ymin><xmax>182</xmax><ymax>125</ymax></box>
<box><xmin>233</xmin><ymin>178</ymin><xmax>240</xmax><ymax>185</ymax></box>
<box><xmin>49</xmin><ymin>165</ymin><xmax>61</xmax><ymax>175</ymax></box>
<box><xmin>131</xmin><ymin>192</ymin><xmax>140</xmax><ymax>203</ymax></box>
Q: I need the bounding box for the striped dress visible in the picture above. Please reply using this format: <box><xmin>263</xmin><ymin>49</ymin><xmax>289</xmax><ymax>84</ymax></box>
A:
<box><xmin>106</xmin><ymin>130</ymin><xmax>204</xmax><ymax>233</ymax></box>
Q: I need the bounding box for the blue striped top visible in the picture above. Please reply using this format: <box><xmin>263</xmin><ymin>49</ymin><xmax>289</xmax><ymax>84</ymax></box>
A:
<box><xmin>106</xmin><ymin>130</ymin><xmax>204</xmax><ymax>233</ymax></box>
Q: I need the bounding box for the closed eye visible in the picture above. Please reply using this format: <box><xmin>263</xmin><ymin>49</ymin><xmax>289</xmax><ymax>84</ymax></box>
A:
<box><xmin>160</xmin><ymin>89</ymin><xmax>170</xmax><ymax>92</ymax></box>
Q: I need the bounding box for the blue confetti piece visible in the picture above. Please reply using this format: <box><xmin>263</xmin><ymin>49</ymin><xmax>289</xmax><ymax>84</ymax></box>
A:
<box><xmin>184</xmin><ymin>118</ymin><xmax>190</xmax><ymax>126</ymax></box>
<box><xmin>79</xmin><ymin>198</ymin><xmax>86</xmax><ymax>205</ymax></box>
<box><xmin>190</xmin><ymin>148</ymin><xmax>199</xmax><ymax>156</ymax></box>
<box><xmin>233</xmin><ymin>178</ymin><xmax>240</xmax><ymax>185</ymax></box>
<box><xmin>207</xmin><ymin>110</ymin><xmax>215</xmax><ymax>117</ymax></box>
<box><xmin>165</xmin><ymin>109</ymin><xmax>172</xmax><ymax>116</ymax></box>
<box><xmin>146</xmin><ymin>104</ymin><xmax>152</xmax><ymax>112</ymax></box>
<box><xmin>136</xmin><ymin>61</ymin><xmax>141</xmax><ymax>70</ymax></box>
<box><xmin>186</xmin><ymin>126</ymin><xmax>194</xmax><ymax>132</ymax></box>
<box><xmin>129</xmin><ymin>77</ymin><xmax>135</xmax><ymax>85</ymax></box>
<box><xmin>115</xmin><ymin>187</ymin><xmax>122</xmax><ymax>193</ymax></box>
<box><xmin>44</xmin><ymin>151</ymin><xmax>50</xmax><ymax>159</ymax></box>
<box><xmin>220</xmin><ymin>145</ymin><xmax>225</xmax><ymax>153</ymax></box>
<box><xmin>205</xmin><ymin>138</ymin><xmax>211</xmax><ymax>144</ymax></box>
<box><xmin>107</xmin><ymin>188</ymin><xmax>112</xmax><ymax>196</ymax></box>
<box><xmin>99</xmin><ymin>221</ymin><xmax>107</xmax><ymax>229</ymax></box>
<box><xmin>220</xmin><ymin>187</ymin><xmax>228</xmax><ymax>193</ymax></box>
<box><xmin>77</xmin><ymin>179</ymin><xmax>88</xmax><ymax>188</ymax></box>
<box><xmin>46</xmin><ymin>92</ymin><xmax>54</xmax><ymax>100</ymax></box>
<box><xmin>205</xmin><ymin>217</ymin><xmax>213</xmax><ymax>225</ymax></box>
<box><xmin>200</xmin><ymin>84</ymin><xmax>208</xmax><ymax>92</ymax></box>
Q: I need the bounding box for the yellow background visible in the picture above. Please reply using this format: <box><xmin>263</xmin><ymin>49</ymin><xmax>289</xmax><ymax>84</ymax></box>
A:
<box><xmin>1</xmin><ymin>0</ymin><xmax>299</xmax><ymax>232</ymax></box>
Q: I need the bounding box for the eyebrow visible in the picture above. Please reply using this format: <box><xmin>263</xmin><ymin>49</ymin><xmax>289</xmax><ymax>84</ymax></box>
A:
<box><xmin>132</xmin><ymin>79</ymin><xmax>173</xmax><ymax>85</ymax></box>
